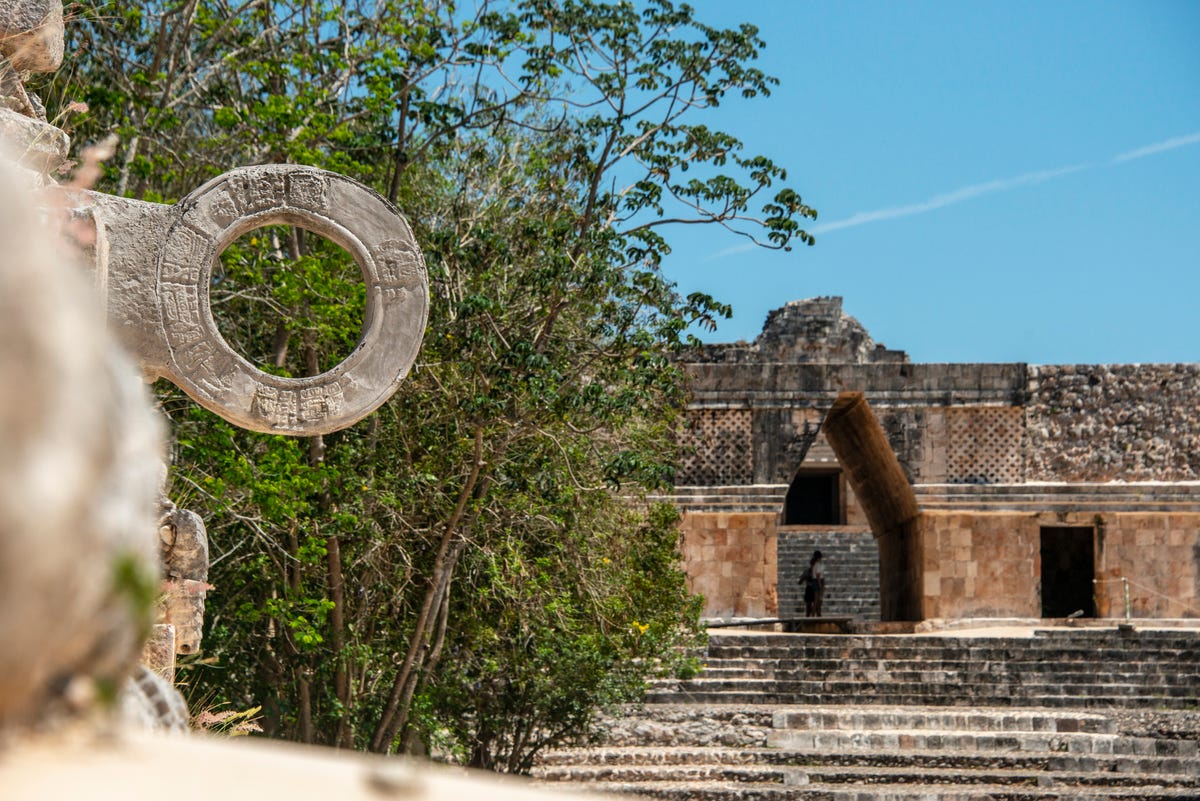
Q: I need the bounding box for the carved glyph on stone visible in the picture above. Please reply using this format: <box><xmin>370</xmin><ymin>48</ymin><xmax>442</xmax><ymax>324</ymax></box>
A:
<box><xmin>93</xmin><ymin>164</ymin><xmax>429</xmax><ymax>435</ymax></box>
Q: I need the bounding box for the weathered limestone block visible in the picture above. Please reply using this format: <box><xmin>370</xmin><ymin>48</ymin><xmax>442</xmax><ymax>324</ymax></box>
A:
<box><xmin>0</xmin><ymin>0</ymin><xmax>63</xmax><ymax>71</ymax></box>
<box><xmin>141</xmin><ymin>624</ymin><xmax>177</xmax><ymax>683</ymax></box>
<box><xmin>158</xmin><ymin>505</ymin><xmax>209</xmax><ymax>655</ymax></box>
<box><xmin>0</xmin><ymin>151</ymin><xmax>162</xmax><ymax>730</ymax></box>
<box><xmin>0</xmin><ymin>105</ymin><xmax>67</xmax><ymax>174</ymax></box>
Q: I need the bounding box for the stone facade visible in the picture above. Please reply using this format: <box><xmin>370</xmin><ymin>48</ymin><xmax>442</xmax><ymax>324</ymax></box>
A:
<box><xmin>1026</xmin><ymin>364</ymin><xmax>1200</xmax><ymax>481</ymax></box>
<box><xmin>680</xmin><ymin>512</ymin><xmax>778</xmax><ymax>618</ymax></box>
<box><xmin>675</xmin><ymin>297</ymin><xmax>1200</xmax><ymax>622</ymax></box>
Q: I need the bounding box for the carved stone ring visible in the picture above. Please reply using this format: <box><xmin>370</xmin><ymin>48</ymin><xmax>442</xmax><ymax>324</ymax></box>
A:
<box><xmin>150</xmin><ymin>165</ymin><xmax>428</xmax><ymax>435</ymax></box>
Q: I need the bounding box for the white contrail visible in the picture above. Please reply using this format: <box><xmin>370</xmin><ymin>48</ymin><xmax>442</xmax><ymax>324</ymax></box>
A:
<box><xmin>1109</xmin><ymin>131</ymin><xmax>1200</xmax><ymax>164</ymax></box>
<box><xmin>811</xmin><ymin>162</ymin><xmax>1093</xmax><ymax>235</ymax></box>
<box><xmin>803</xmin><ymin>130</ymin><xmax>1200</xmax><ymax>237</ymax></box>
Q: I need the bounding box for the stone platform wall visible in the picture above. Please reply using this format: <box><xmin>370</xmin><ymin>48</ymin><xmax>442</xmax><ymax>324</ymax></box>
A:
<box><xmin>918</xmin><ymin>510</ymin><xmax>1200</xmax><ymax>620</ymax></box>
<box><xmin>1095</xmin><ymin>513</ymin><xmax>1200</xmax><ymax>618</ymax></box>
<box><xmin>918</xmin><ymin>512</ymin><xmax>1041</xmax><ymax>619</ymax></box>
<box><xmin>679</xmin><ymin>511</ymin><xmax>777</xmax><ymax>618</ymax></box>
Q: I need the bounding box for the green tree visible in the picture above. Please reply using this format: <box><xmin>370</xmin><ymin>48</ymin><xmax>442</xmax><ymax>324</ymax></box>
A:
<box><xmin>41</xmin><ymin>0</ymin><xmax>815</xmax><ymax>768</ymax></box>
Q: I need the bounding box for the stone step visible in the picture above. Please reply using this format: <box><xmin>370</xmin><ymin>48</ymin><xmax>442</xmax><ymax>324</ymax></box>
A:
<box><xmin>770</xmin><ymin>708</ymin><xmax>1118</xmax><ymax>734</ymax></box>
<box><xmin>540</xmin><ymin>778</ymin><xmax>1200</xmax><ymax>800</ymax></box>
<box><xmin>693</xmin><ymin>668</ymin><xmax>771</xmax><ymax>680</ymax></box>
<box><xmin>534</xmin><ymin>761</ymin><xmax>1198</xmax><ymax>789</ymax></box>
<box><xmin>655</xmin><ymin>677</ymin><xmax>1198</xmax><ymax>698</ymax></box>
<box><xmin>684</xmin><ymin>661</ymin><xmax>1198</xmax><ymax>681</ymax></box>
<box><xmin>682</xmin><ymin>669</ymin><xmax>1200</xmax><ymax>687</ymax></box>
<box><xmin>537</xmin><ymin>745</ymin><xmax>1200</xmax><ymax>777</ymax></box>
<box><xmin>547</xmin><ymin>629</ymin><xmax>1200</xmax><ymax>798</ymax></box>
<box><xmin>697</xmin><ymin>654</ymin><xmax>1200</xmax><ymax>670</ymax></box>
<box><xmin>644</xmin><ymin>690</ymin><xmax>1199</xmax><ymax>709</ymax></box>
<box><xmin>705</xmin><ymin>632</ymin><xmax>1200</xmax><ymax>648</ymax></box>
<box><xmin>703</xmin><ymin>643</ymin><xmax>1200</xmax><ymax>659</ymax></box>
<box><xmin>766</xmin><ymin>728</ymin><xmax>1196</xmax><ymax>758</ymax></box>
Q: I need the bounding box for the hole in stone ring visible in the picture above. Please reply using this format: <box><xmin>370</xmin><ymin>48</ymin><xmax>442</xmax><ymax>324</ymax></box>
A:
<box><xmin>212</xmin><ymin>223</ymin><xmax>366</xmax><ymax>377</ymax></box>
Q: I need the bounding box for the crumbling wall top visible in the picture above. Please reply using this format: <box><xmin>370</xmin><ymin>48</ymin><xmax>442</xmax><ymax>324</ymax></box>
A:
<box><xmin>689</xmin><ymin>297</ymin><xmax>909</xmax><ymax>365</ymax></box>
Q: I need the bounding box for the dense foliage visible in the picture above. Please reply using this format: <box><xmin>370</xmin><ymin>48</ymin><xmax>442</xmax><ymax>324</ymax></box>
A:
<box><xmin>37</xmin><ymin>0</ymin><xmax>814</xmax><ymax>768</ymax></box>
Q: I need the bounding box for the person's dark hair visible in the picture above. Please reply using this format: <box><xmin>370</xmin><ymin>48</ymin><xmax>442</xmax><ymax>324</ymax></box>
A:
<box><xmin>810</xmin><ymin>550</ymin><xmax>823</xmax><ymax>565</ymax></box>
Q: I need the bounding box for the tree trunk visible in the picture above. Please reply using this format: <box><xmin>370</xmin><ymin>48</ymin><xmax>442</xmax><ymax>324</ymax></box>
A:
<box><xmin>327</xmin><ymin>531</ymin><xmax>352</xmax><ymax>747</ymax></box>
<box><xmin>297</xmin><ymin>670</ymin><xmax>313</xmax><ymax>744</ymax></box>
<box><xmin>369</xmin><ymin>427</ymin><xmax>486</xmax><ymax>752</ymax></box>
<box><xmin>398</xmin><ymin>551</ymin><xmax>455</xmax><ymax>755</ymax></box>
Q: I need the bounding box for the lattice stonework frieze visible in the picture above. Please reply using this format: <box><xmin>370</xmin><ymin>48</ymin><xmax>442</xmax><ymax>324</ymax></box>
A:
<box><xmin>678</xmin><ymin>409</ymin><xmax>753</xmax><ymax>486</ymax></box>
<box><xmin>944</xmin><ymin>406</ymin><xmax>1023</xmax><ymax>484</ymax></box>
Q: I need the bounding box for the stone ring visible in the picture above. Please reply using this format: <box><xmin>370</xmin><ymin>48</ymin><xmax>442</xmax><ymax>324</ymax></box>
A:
<box><xmin>155</xmin><ymin>165</ymin><xmax>428</xmax><ymax>435</ymax></box>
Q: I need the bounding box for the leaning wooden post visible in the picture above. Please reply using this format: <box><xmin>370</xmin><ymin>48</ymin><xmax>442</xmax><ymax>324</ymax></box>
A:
<box><xmin>822</xmin><ymin>392</ymin><xmax>924</xmax><ymax>621</ymax></box>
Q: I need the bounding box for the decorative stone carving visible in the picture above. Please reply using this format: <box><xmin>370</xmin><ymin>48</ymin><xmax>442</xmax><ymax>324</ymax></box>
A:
<box><xmin>158</xmin><ymin>505</ymin><xmax>210</xmax><ymax>656</ymax></box>
<box><xmin>90</xmin><ymin>165</ymin><xmax>429</xmax><ymax>435</ymax></box>
<box><xmin>1</xmin><ymin>0</ymin><xmax>429</xmax><ymax>436</ymax></box>
<box><xmin>0</xmin><ymin>0</ymin><xmax>428</xmax><ymax>736</ymax></box>
<box><xmin>117</xmin><ymin>665</ymin><xmax>190</xmax><ymax>735</ymax></box>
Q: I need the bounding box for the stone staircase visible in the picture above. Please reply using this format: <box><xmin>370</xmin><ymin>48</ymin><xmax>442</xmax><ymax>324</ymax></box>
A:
<box><xmin>649</xmin><ymin>629</ymin><xmax>1200</xmax><ymax>708</ymax></box>
<box><xmin>533</xmin><ymin>628</ymin><xmax>1200</xmax><ymax>799</ymax></box>
<box><xmin>777</xmin><ymin>530</ymin><xmax>880</xmax><ymax>620</ymax></box>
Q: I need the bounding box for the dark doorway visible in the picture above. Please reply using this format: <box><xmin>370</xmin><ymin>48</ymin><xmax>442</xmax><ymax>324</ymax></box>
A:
<box><xmin>784</xmin><ymin>471</ymin><xmax>842</xmax><ymax>525</ymax></box>
<box><xmin>1040</xmin><ymin>527</ymin><xmax>1095</xmax><ymax>618</ymax></box>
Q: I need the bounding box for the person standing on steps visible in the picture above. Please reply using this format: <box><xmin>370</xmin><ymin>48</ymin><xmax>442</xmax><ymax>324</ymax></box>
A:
<box><xmin>802</xmin><ymin>550</ymin><xmax>825</xmax><ymax>617</ymax></box>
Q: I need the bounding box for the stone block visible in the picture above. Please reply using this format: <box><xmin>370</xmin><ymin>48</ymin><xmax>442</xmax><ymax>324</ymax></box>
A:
<box><xmin>0</xmin><ymin>0</ymin><xmax>63</xmax><ymax>72</ymax></box>
<box><xmin>141</xmin><ymin>624</ymin><xmax>176</xmax><ymax>684</ymax></box>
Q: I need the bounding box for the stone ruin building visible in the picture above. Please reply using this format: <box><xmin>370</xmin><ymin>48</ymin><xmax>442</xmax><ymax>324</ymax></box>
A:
<box><xmin>674</xmin><ymin>296</ymin><xmax>1200</xmax><ymax>625</ymax></box>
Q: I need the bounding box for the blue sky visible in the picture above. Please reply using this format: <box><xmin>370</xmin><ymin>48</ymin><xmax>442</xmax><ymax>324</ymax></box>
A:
<box><xmin>659</xmin><ymin>1</ymin><xmax>1200</xmax><ymax>364</ymax></box>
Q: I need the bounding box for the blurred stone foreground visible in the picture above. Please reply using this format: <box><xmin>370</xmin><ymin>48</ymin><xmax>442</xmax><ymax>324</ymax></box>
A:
<box><xmin>0</xmin><ymin>3</ymin><xmax>606</xmax><ymax>797</ymax></box>
<box><xmin>0</xmin><ymin>162</ymin><xmax>596</xmax><ymax>801</ymax></box>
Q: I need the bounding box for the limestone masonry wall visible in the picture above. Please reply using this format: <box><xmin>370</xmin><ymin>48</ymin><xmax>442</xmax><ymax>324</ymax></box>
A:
<box><xmin>680</xmin><ymin>512</ymin><xmax>777</xmax><ymax>618</ymax></box>
<box><xmin>919</xmin><ymin>513</ymin><xmax>1040</xmax><ymax>619</ymax></box>
<box><xmin>681</xmin><ymin>363</ymin><xmax>1200</xmax><ymax>487</ymax></box>
<box><xmin>1026</xmin><ymin>364</ymin><xmax>1200</xmax><ymax>482</ymax></box>
<box><xmin>1096</xmin><ymin>514</ymin><xmax>1200</xmax><ymax>618</ymax></box>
